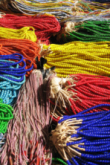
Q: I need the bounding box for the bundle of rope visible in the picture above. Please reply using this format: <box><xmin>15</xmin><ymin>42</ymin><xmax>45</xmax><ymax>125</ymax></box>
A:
<box><xmin>0</xmin><ymin>53</ymin><xmax>31</xmax><ymax>105</ymax></box>
<box><xmin>0</xmin><ymin>99</ymin><xmax>13</xmax><ymax>134</ymax></box>
<box><xmin>0</xmin><ymin>0</ymin><xmax>74</xmax><ymax>18</ymax></box>
<box><xmin>0</xmin><ymin>26</ymin><xmax>37</xmax><ymax>42</ymax></box>
<box><xmin>0</xmin><ymin>14</ymin><xmax>60</xmax><ymax>44</ymax></box>
<box><xmin>0</xmin><ymin>70</ymin><xmax>52</xmax><ymax>165</ymax></box>
<box><xmin>42</xmin><ymin>41</ymin><xmax>110</xmax><ymax>77</ymax></box>
<box><xmin>0</xmin><ymin>39</ymin><xmax>40</xmax><ymax>76</ymax></box>
<box><xmin>50</xmin><ymin>104</ymin><xmax>110</xmax><ymax>165</ymax></box>
<box><xmin>59</xmin><ymin>8</ymin><xmax>110</xmax><ymax>24</ymax></box>
<box><xmin>56</xmin><ymin>20</ymin><xmax>110</xmax><ymax>43</ymax></box>
<box><xmin>49</xmin><ymin>74</ymin><xmax>110</xmax><ymax>122</ymax></box>
<box><xmin>0</xmin><ymin>0</ymin><xmax>101</xmax><ymax>21</ymax></box>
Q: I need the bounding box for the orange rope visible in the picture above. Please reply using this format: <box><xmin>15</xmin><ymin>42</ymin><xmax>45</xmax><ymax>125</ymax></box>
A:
<box><xmin>0</xmin><ymin>39</ymin><xmax>41</xmax><ymax>77</ymax></box>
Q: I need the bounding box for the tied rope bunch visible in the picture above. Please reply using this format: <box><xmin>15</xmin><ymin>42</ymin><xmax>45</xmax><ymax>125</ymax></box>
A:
<box><xmin>0</xmin><ymin>26</ymin><xmax>37</xmax><ymax>42</ymax></box>
<box><xmin>0</xmin><ymin>99</ymin><xmax>13</xmax><ymax>134</ymax></box>
<box><xmin>43</xmin><ymin>41</ymin><xmax>110</xmax><ymax>77</ymax></box>
<box><xmin>57</xmin><ymin>20</ymin><xmax>110</xmax><ymax>43</ymax></box>
<box><xmin>0</xmin><ymin>39</ymin><xmax>41</xmax><ymax>76</ymax></box>
<box><xmin>49</xmin><ymin>74</ymin><xmax>110</xmax><ymax>122</ymax></box>
<box><xmin>50</xmin><ymin>104</ymin><xmax>110</xmax><ymax>165</ymax></box>
<box><xmin>0</xmin><ymin>70</ymin><xmax>52</xmax><ymax>165</ymax></box>
<box><xmin>0</xmin><ymin>14</ymin><xmax>61</xmax><ymax>44</ymax></box>
<box><xmin>0</xmin><ymin>53</ymin><xmax>33</xmax><ymax>105</ymax></box>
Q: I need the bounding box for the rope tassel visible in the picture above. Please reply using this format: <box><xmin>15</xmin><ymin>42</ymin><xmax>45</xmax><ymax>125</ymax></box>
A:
<box><xmin>0</xmin><ymin>70</ymin><xmax>52</xmax><ymax>165</ymax></box>
<box><xmin>50</xmin><ymin>104</ymin><xmax>110</xmax><ymax>165</ymax></box>
<box><xmin>49</xmin><ymin>74</ymin><xmax>110</xmax><ymax>121</ymax></box>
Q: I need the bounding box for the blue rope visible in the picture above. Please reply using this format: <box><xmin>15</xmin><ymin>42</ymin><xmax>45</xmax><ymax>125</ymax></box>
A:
<box><xmin>58</xmin><ymin>104</ymin><xmax>110</xmax><ymax>165</ymax></box>
<box><xmin>0</xmin><ymin>53</ymin><xmax>33</xmax><ymax>105</ymax></box>
<box><xmin>0</xmin><ymin>53</ymin><xmax>33</xmax><ymax>82</ymax></box>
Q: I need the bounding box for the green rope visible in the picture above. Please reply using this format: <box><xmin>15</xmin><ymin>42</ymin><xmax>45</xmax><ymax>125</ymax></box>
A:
<box><xmin>62</xmin><ymin>20</ymin><xmax>110</xmax><ymax>42</ymax></box>
<box><xmin>0</xmin><ymin>99</ymin><xmax>13</xmax><ymax>133</ymax></box>
<box><xmin>52</xmin><ymin>158</ymin><xmax>67</xmax><ymax>165</ymax></box>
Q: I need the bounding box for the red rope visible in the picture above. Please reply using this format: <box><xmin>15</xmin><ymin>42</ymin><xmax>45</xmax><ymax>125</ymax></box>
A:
<box><xmin>50</xmin><ymin>74</ymin><xmax>110</xmax><ymax>122</ymax></box>
<box><xmin>68</xmin><ymin>74</ymin><xmax>110</xmax><ymax>113</ymax></box>
<box><xmin>0</xmin><ymin>14</ymin><xmax>61</xmax><ymax>44</ymax></box>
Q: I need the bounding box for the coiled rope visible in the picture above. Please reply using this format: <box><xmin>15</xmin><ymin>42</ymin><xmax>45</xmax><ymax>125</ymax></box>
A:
<box><xmin>0</xmin><ymin>39</ymin><xmax>41</xmax><ymax>76</ymax></box>
<box><xmin>49</xmin><ymin>74</ymin><xmax>110</xmax><ymax>121</ymax></box>
<box><xmin>0</xmin><ymin>99</ymin><xmax>13</xmax><ymax>134</ymax></box>
<box><xmin>0</xmin><ymin>14</ymin><xmax>61</xmax><ymax>44</ymax></box>
<box><xmin>0</xmin><ymin>53</ymin><xmax>30</xmax><ymax>105</ymax></box>
<box><xmin>50</xmin><ymin>104</ymin><xmax>110</xmax><ymax>165</ymax></box>
<box><xmin>43</xmin><ymin>41</ymin><xmax>110</xmax><ymax>77</ymax></box>
<box><xmin>0</xmin><ymin>26</ymin><xmax>37</xmax><ymax>42</ymax></box>
<box><xmin>0</xmin><ymin>70</ymin><xmax>52</xmax><ymax>165</ymax></box>
<box><xmin>57</xmin><ymin>20</ymin><xmax>110</xmax><ymax>43</ymax></box>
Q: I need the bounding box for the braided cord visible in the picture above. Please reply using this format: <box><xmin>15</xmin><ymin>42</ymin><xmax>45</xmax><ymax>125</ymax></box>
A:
<box><xmin>64</xmin><ymin>20</ymin><xmax>110</xmax><ymax>42</ymax></box>
<box><xmin>44</xmin><ymin>41</ymin><xmax>110</xmax><ymax>77</ymax></box>
<box><xmin>0</xmin><ymin>26</ymin><xmax>37</xmax><ymax>42</ymax></box>
<box><xmin>0</xmin><ymin>99</ymin><xmax>13</xmax><ymax>133</ymax></box>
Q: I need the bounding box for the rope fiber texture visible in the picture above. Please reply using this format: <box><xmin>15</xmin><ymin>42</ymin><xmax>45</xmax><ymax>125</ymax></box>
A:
<box><xmin>0</xmin><ymin>39</ymin><xmax>41</xmax><ymax>77</ymax></box>
<box><xmin>0</xmin><ymin>99</ymin><xmax>13</xmax><ymax>134</ymax></box>
<box><xmin>0</xmin><ymin>14</ymin><xmax>61</xmax><ymax>44</ymax></box>
<box><xmin>51</xmin><ymin>104</ymin><xmax>110</xmax><ymax>165</ymax></box>
<box><xmin>0</xmin><ymin>26</ymin><xmax>37</xmax><ymax>42</ymax></box>
<box><xmin>0</xmin><ymin>70</ymin><xmax>52</xmax><ymax>165</ymax></box>
<box><xmin>58</xmin><ymin>20</ymin><xmax>110</xmax><ymax>43</ymax></box>
<box><xmin>43</xmin><ymin>41</ymin><xmax>110</xmax><ymax>77</ymax></box>
<box><xmin>50</xmin><ymin>74</ymin><xmax>110</xmax><ymax>122</ymax></box>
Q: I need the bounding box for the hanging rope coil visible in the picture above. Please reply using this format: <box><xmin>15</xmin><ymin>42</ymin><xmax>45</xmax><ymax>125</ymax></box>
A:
<box><xmin>43</xmin><ymin>41</ymin><xmax>110</xmax><ymax>77</ymax></box>
<box><xmin>0</xmin><ymin>39</ymin><xmax>41</xmax><ymax>76</ymax></box>
<box><xmin>49</xmin><ymin>74</ymin><xmax>110</xmax><ymax>121</ymax></box>
<box><xmin>0</xmin><ymin>99</ymin><xmax>13</xmax><ymax>134</ymax></box>
<box><xmin>0</xmin><ymin>14</ymin><xmax>61</xmax><ymax>44</ymax></box>
<box><xmin>0</xmin><ymin>26</ymin><xmax>37</xmax><ymax>42</ymax></box>
<box><xmin>50</xmin><ymin>104</ymin><xmax>110</xmax><ymax>165</ymax></box>
<box><xmin>0</xmin><ymin>53</ymin><xmax>33</xmax><ymax>82</ymax></box>
<box><xmin>0</xmin><ymin>53</ymin><xmax>32</xmax><ymax>105</ymax></box>
<box><xmin>56</xmin><ymin>20</ymin><xmax>110</xmax><ymax>43</ymax></box>
<box><xmin>0</xmin><ymin>70</ymin><xmax>52</xmax><ymax>165</ymax></box>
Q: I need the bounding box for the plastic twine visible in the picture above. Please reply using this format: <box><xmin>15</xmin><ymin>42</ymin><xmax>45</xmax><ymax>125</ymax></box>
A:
<box><xmin>0</xmin><ymin>39</ymin><xmax>41</xmax><ymax>76</ymax></box>
<box><xmin>0</xmin><ymin>53</ymin><xmax>29</xmax><ymax>105</ymax></box>
<box><xmin>43</xmin><ymin>41</ymin><xmax>110</xmax><ymax>77</ymax></box>
<box><xmin>0</xmin><ymin>99</ymin><xmax>13</xmax><ymax>134</ymax></box>
<box><xmin>0</xmin><ymin>26</ymin><xmax>37</xmax><ymax>42</ymax></box>
<box><xmin>50</xmin><ymin>104</ymin><xmax>110</xmax><ymax>165</ymax></box>
<box><xmin>57</xmin><ymin>20</ymin><xmax>110</xmax><ymax>43</ymax></box>
<box><xmin>49</xmin><ymin>74</ymin><xmax>110</xmax><ymax>121</ymax></box>
<box><xmin>0</xmin><ymin>14</ymin><xmax>61</xmax><ymax>44</ymax></box>
<box><xmin>0</xmin><ymin>70</ymin><xmax>52</xmax><ymax>165</ymax></box>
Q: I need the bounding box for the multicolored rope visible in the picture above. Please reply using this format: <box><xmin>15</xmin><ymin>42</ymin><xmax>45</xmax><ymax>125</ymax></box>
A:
<box><xmin>0</xmin><ymin>70</ymin><xmax>52</xmax><ymax>165</ymax></box>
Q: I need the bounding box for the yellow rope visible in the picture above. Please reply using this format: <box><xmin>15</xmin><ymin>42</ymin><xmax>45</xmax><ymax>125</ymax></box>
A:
<box><xmin>0</xmin><ymin>26</ymin><xmax>37</xmax><ymax>42</ymax></box>
<box><xmin>43</xmin><ymin>41</ymin><xmax>110</xmax><ymax>77</ymax></box>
